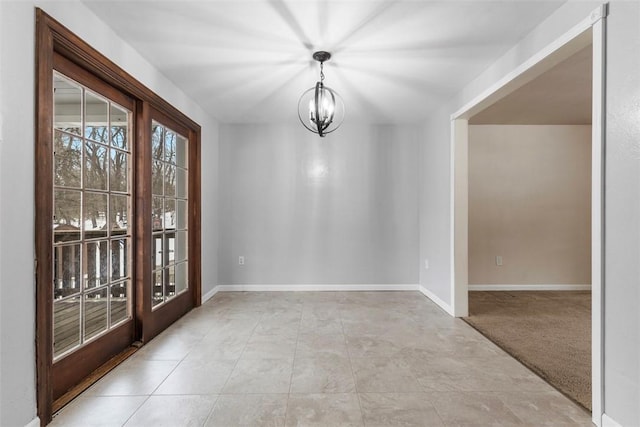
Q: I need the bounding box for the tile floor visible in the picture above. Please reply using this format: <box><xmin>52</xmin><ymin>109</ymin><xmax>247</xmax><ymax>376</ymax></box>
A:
<box><xmin>50</xmin><ymin>291</ymin><xmax>593</xmax><ymax>427</ymax></box>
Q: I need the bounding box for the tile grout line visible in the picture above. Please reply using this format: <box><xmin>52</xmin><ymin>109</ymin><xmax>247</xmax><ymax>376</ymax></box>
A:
<box><xmin>201</xmin><ymin>394</ymin><xmax>222</xmax><ymax>427</ymax></box>
<box><xmin>283</xmin><ymin>299</ymin><xmax>304</xmax><ymax>426</ymax></box>
<box><xmin>199</xmin><ymin>294</ymin><xmax>264</xmax><ymax>425</ymax></box>
<box><xmin>124</xmin><ymin>310</ymin><xmax>221</xmax><ymax>426</ymax></box>
<box><xmin>217</xmin><ymin>304</ymin><xmax>264</xmax><ymax>394</ymax></box>
<box><xmin>339</xmin><ymin>301</ymin><xmax>366</xmax><ymax>426</ymax></box>
<box><xmin>119</xmin><ymin>395</ymin><xmax>152</xmax><ymax>427</ymax></box>
<box><xmin>145</xmin><ymin>336</ymin><xmax>200</xmax><ymax>396</ymax></box>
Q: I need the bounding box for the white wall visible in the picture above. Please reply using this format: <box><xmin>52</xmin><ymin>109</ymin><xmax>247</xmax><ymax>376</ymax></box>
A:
<box><xmin>219</xmin><ymin>122</ymin><xmax>419</xmax><ymax>286</ymax></box>
<box><xmin>0</xmin><ymin>2</ymin><xmax>4</xmax><ymax>423</ymax></box>
<box><xmin>0</xmin><ymin>1</ymin><xmax>219</xmax><ymax>425</ymax></box>
<box><xmin>468</xmin><ymin>125</ymin><xmax>591</xmax><ymax>286</ymax></box>
<box><xmin>603</xmin><ymin>1</ymin><xmax>640</xmax><ymax>425</ymax></box>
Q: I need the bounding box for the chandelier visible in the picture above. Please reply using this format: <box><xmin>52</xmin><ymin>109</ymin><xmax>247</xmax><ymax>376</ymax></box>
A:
<box><xmin>298</xmin><ymin>51</ymin><xmax>345</xmax><ymax>137</ymax></box>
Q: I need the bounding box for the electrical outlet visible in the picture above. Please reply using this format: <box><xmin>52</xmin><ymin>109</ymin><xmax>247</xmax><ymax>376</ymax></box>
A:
<box><xmin>424</xmin><ymin>259</ymin><xmax>429</xmax><ymax>269</ymax></box>
<box><xmin>496</xmin><ymin>255</ymin><xmax>503</xmax><ymax>266</ymax></box>
<box><xmin>238</xmin><ymin>256</ymin><xmax>245</xmax><ymax>265</ymax></box>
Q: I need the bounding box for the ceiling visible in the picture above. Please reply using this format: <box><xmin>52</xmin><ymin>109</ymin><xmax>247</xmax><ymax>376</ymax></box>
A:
<box><xmin>82</xmin><ymin>0</ymin><xmax>566</xmax><ymax>124</ymax></box>
<box><xmin>470</xmin><ymin>45</ymin><xmax>592</xmax><ymax>125</ymax></box>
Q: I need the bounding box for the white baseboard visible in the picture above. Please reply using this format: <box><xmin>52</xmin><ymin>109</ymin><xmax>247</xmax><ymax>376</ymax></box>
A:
<box><xmin>201</xmin><ymin>285</ymin><xmax>220</xmax><ymax>303</ymax></box>
<box><xmin>215</xmin><ymin>284</ymin><xmax>419</xmax><ymax>292</ymax></box>
<box><xmin>468</xmin><ymin>284</ymin><xmax>591</xmax><ymax>291</ymax></box>
<box><xmin>25</xmin><ymin>417</ymin><xmax>40</xmax><ymax>427</ymax></box>
<box><xmin>418</xmin><ymin>286</ymin><xmax>455</xmax><ymax>316</ymax></box>
<box><xmin>602</xmin><ymin>414</ymin><xmax>622</xmax><ymax>427</ymax></box>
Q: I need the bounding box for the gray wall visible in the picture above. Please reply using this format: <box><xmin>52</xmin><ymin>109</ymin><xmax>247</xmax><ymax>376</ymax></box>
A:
<box><xmin>202</xmin><ymin>121</ymin><xmax>220</xmax><ymax>294</ymax></box>
<box><xmin>0</xmin><ymin>3</ymin><xmax>35</xmax><ymax>424</ymax></box>
<box><xmin>603</xmin><ymin>1</ymin><xmax>640</xmax><ymax>424</ymax></box>
<box><xmin>219</xmin><ymin>123</ymin><xmax>419</xmax><ymax>286</ymax></box>
<box><xmin>0</xmin><ymin>2</ymin><xmax>219</xmax><ymax>425</ymax></box>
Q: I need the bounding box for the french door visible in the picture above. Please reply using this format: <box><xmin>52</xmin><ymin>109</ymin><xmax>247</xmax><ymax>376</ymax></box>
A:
<box><xmin>137</xmin><ymin>106</ymin><xmax>199</xmax><ymax>341</ymax></box>
<box><xmin>50</xmin><ymin>54</ymin><xmax>136</xmax><ymax>401</ymax></box>
<box><xmin>36</xmin><ymin>10</ymin><xmax>201</xmax><ymax>423</ymax></box>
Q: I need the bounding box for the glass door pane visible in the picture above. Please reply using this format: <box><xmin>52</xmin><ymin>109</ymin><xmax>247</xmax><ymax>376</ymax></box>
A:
<box><xmin>52</xmin><ymin>72</ymin><xmax>133</xmax><ymax>360</ymax></box>
<box><xmin>150</xmin><ymin>121</ymin><xmax>189</xmax><ymax>310</ymax></box>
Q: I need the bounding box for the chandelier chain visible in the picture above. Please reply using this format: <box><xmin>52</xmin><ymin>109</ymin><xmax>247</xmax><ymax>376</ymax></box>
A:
<box><xmin>320</xmin><ymin>62</ymin><xmax>325</xmax><ymax>82</ymax></box>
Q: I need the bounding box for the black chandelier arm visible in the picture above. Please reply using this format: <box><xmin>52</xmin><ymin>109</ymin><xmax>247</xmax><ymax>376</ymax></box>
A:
<box><xmin>327</xmin><ymin>89</ymin><xmax>336</xmax><ymax>123</ymax></box>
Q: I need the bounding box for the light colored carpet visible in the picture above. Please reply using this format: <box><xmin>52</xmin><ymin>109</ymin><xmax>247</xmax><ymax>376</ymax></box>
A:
<box><xmin>464</xmin><ymin>291</ymin><xmax>591</xmax><ymax>411</ymax></box>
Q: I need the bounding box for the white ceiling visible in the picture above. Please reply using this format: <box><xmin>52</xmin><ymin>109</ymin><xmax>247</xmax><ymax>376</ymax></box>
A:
<box><xmin>82</xmin><ymin>0</ymin><xmax>566</xmax><ymax>124</ymax></box>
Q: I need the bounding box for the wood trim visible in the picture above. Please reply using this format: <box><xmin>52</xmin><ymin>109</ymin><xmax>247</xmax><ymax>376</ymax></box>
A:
<box><xmin>191</xmin><ymin>127</ymin><xmax>202</xmax><ymax>308</ymax></box>
<box><xmin>149</xmin><ymin>107</ymin><xmax>192</xmax><ymax>141</ymax></box>
<box><xmin>35</xmin><ymin>9</ymin><xmax>55</xmax><ymax>425</ymax></box>
<box><xmin>135</xmin><ymin>100</ymin><xmax>151</xmax><ymax>343</ymax></box>
<box><xmin>38</xmin><ymin>10</ymin><xmax>200</xmax><ymax>132</ymax></box>
<box><xmin>51</xmin><ymin>320</ymin><xmax>134</xmax><ymax>398</ymax></box>
<box><xmin>53</xmin><ymin>53</ymin><xmax>135</xmax><ymax>111</ymax></box>
<box><xmin>144</xmin><ymin>290</ymin><xmax>194</xmax><ymax>341</ymax></box>
<box><xmin>35</xmin><ymin>8</ymin><xmax>202</xmax><ymax>425</ymax></box>
<box><xmin>52</xmin><ymin>345</ymin><xmax>138</xmax><ymax>414</ymax></box>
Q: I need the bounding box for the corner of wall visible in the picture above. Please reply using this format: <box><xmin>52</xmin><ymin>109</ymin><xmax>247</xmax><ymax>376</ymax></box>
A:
<box><xmin>602</xmin><ymin>413</ymin><xmax>623</xmax><ymax>427</ymax></box>
<box><xmin>24</xmin><ymin>416</ymin><xmax>40</xmax><ymax>427</ymax></box>
<box><xmin>418</xmin><ymin>285</ymin><xmax>455</xmax><ymax>317</ymax></box>
<box><xmin>201</xmin><ymin>285</ymin><xmax>219</xmax><ymax>304</ymax></box>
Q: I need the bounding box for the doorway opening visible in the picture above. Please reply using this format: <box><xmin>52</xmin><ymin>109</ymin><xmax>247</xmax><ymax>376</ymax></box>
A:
<box><xmin>449</xmin><ymin>6</ymin><xmax>605</xmax><ymax>426</ymax></box>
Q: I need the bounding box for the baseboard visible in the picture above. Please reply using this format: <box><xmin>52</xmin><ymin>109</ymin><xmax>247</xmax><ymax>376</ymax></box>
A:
<box><xmin>468</xmin><ymin>284</ymin><xmax>591</xmax><ymax>291</ymax></box>
<box><xmin>602</xmin><ymin>414</ymin><xmax>622</xmax><ymax>427</ymax></box>
<box><xmin>215</xmin><ymin>284</ymin><xmax>419</xmax><ymax>292</ymax></box>
<box><xmin>25</xmin><ymin>417</ymin><xmax>40</xmax><ymax>427</ymax></box>
<box><xmin>201</xmin><ymin>285</ymin><xmax>220</xmax><ymax>303</ymax></box>
<box><xmin>418</xmin><ymin>286</ymin><xmax>455</xmax><ymax>316</ymax></box>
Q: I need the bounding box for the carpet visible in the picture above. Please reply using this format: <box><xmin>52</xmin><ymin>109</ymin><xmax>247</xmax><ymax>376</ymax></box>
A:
<box><xmin>463</xmin><ymin>291</ymin><xmax>591</xmax><ymax>411</ymax></box>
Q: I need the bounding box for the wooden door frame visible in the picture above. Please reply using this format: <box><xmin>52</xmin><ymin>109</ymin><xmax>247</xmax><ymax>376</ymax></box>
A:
<box><xmin>35</xmin><ymin>9</ymin><xmax>201</xmax><ymax>425</ymax></box>
<box><xmin>137</xmin><ymin>105</ymin><xmax>202</xmax><ymax>342</ymax></box>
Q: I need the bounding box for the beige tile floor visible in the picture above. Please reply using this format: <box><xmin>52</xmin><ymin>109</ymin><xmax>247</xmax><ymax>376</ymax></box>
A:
<box><xmin>50</xmin><ymin>291</ymin><xmax>593</xmax><ymax>427</ymax></box>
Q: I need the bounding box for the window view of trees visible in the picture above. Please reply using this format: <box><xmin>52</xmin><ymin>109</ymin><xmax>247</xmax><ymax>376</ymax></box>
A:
<box><xmin>52</xmin><ymin>73</ymin><xmax>132</xmax><ymax>359</ymax></box>
<box><xmin>51</xmin><ymin>73</ymin><xmax>189</xmax><ymax>358</ymax></box>
<box><xmin>151</xmin><ymin>121</ymin><xmax>189</xmax><ymax>308</ymax></box>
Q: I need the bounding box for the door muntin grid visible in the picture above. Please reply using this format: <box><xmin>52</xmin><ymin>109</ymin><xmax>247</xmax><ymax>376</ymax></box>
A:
<box><xmin>151</xmin><ymin>121</ymin><xmax>189</xmax><ymax>309</ymax></box>
<box><xmin>52</xmin><ymin>72</ymin><xmax>133</xmax><ymax>360</ymax></box>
